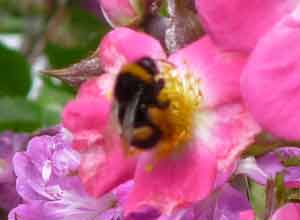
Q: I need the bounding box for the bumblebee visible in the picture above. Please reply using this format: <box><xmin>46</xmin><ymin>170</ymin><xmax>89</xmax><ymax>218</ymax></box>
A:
<box><xmin>114</xmin><ymin>57</ymin><xmax>168</xmax><ymax>150</ymax></box>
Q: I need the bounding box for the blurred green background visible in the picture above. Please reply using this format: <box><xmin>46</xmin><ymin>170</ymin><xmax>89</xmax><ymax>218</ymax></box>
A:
<box><xmin>0</xmin><ymin>0</ymin><xmax>110</xmax><ymax>132</ymax></box>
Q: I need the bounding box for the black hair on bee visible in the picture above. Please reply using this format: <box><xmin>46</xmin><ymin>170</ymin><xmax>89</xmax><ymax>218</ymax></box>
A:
<box><xmin>136</xmin><ymin>57</ymin><xmax>158</xmax><ymax>75</ymax></box>
<box><xmin>114</xmin><ymin>57</ymin><xmax>167</xmax><ymax>150</ymax></box>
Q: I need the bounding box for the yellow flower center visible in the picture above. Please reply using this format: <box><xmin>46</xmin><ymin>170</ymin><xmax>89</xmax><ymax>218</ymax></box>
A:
<box><xmin>151</xmin><ymin>62</ymin><xmax>202</xmax><ymax>156</ymax></box>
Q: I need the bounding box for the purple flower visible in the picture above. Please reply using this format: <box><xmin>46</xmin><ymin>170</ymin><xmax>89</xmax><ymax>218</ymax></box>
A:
<box><xmin>125</xmin><ymin>206</ymin><xmax>161</xmax><ymax>220</ymax></box>
<box><xmin>9</xmin><ymin>130</ymin><xmax>128</xmax><ymax>220</ymax></box>
<box><xmin>123</xmin><ymin>184</ymin><xmax>254</xmax><ymax>220</ymax></box>
<box><xmin>0</xmin><ymin>132</ymin><xmax>28</xmax><ymax>211</ymax></box>
<box><xmin>164</xmin><ymin>184</ymin><xmax>254</xmax><ymax>220</ymax></box>
<box><xmin>237</xmin><ymin>147</ymin><xmax>300</xmax><ymax>187</ymax></box>
<box><xmin>8</xmin><ymin>201</ymin><xmax>48</xmax><ymax>220</ymax></box>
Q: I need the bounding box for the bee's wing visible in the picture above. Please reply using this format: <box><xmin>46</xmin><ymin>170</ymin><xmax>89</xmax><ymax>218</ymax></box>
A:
<box><xmin>122</xmin><ymin>89</ymin><xmax>142</xmax><ymax>143</ymax></box>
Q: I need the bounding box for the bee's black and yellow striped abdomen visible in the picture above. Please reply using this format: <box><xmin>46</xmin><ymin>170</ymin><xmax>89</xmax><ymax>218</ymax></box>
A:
<box><xmin>114</xmin><ymin>57</ymin><xmax>166</xmax><ymax>150</ymax></box>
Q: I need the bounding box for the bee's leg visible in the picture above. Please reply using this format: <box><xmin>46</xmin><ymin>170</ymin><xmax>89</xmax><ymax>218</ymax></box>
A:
<box><xmin>153</xmin><ymin>79</ymin><xmax>170</xmax><ymax>108</ymax></box>
<box><xmin>154</xmin><ymin>79</ymin><xmax>165</xmax><ymax>92</ymax></box>
<box><xmin>137</xmin><ymin>57</ymin><xmax>158</xmax><ymax>75</ymax></box>
<box><xmin>131</xmin><ymin>125</ymin><xmax>161</xmax><ymax>149</ymax></box>
<box><xmin>117</xmin><ymin>103</ymin><xmax>126</xmax><ymax>123</ymax></box>
<box><xmin>157</xmin><ymin>100</ymin><xmax>170</xmax><ymax>109</ymax></box>
<box><xmin>147</xmin><ymin>107</ymin><xmax>165</xmax><ymax>127</ymax></box>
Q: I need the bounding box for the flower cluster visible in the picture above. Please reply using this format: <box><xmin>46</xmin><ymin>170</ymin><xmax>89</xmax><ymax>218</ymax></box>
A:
<box><xmin>4</xmin><ymin>0</ymin><xmax>300</xmax><ymax>220</ymax></box>
<box><xmin>7</xmin><ymin>128</ymin><xmax>134</xmax><ymax>220</ymax></box>
<box><xmin>0</xmin><ymin>132</ymin><xmax>28</xmax><ymax>213</ymax></box>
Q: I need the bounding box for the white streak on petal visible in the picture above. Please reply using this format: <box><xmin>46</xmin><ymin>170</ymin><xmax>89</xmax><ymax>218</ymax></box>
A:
<box><xmin>42</xmin><ymin>160</ymin><xmax>52</xmax><ymax>182</ymax></box>
<box><xmin>237</xmin><ymin>157</ymin><xmax>268</xmax><ymax>185</ymax></box>
<box><xmin>194</xmin><ymin>110</ymin><xmax>217</xmax><ymax>148</ymax></box>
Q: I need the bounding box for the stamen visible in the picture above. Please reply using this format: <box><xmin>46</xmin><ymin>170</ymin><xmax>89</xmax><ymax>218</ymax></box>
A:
<box><xmin>153</xmin><ymin>61</ymin><xmax>203</xmax><ymax>156</ymax></box>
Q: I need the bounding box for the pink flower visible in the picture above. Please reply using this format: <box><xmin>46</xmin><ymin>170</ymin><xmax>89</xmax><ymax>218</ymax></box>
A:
<box><xmin>62</xmin><ymin>27</ymin><xmax>260</xmax><ymax>215</ymax></box>
<box><xmin>195</xmin><ymin>0</ymin><xmax>298</xmax><ymax>52</ymax></box>
<box><xmin>99</xmin><ymin>0</ymin><xmax>148</xmax><ymax>27</ymax></box>
<box><xmin>271</xmin><ymin>203</ymin><xmax>300</xmax><ymax>220</ymax></box>
<box><xmin>241</xmin><ymin>6</ymin><xmax>300</xmax><ymax>141</ymax></box>
<box><xmin>98</xmin><ymin>27</ymin><xmax>167</xmax><ymax>74</ymax></box>
<box><xmin>63</xmin><ymin>74</ymin><xmax>137</xmax><ymax>197</ymax></box>
<box><xmin>156</xmin><ymin>184</ymin><xmax>255</xmax><ymax>220</ymax></box>
<box><xmin>240</xmin><ymin>210</ymin><xmax>255</xmax><ymax>220</ymax></box>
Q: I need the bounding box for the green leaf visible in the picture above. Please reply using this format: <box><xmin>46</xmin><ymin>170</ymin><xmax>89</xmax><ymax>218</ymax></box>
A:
<box><xmin>45</xmin><ymin>43</ymin><xmax>90</xmax><ymax>69</ymax></box>
<box><xmin>45</xmin><ymin>6</ymin><xmax>109</xmax><ymax>68</ymax></box>
<box><xmin>0</xmin><ymin>0</ymin><xmax>49</xmax><ymax>16</ymax></box>
<box><xmin>0</xmin><ymin>14</ymin><xmax>24</xmax><ymax>33</ymax></box>
<box><xmin>36</xmin><ymin>77</ymin><xmax>74</xmax><ymax>127</ymax></box>
<box><xmin>249</xmin><ymin>181</ymin><xmax>266</xmax><ymax>220</ymax></box>
<box><xmin>278</xmin><ymin>155</ymin><xmax>300</xmax><ymax>167</ymax></box>
<box><xmin>159</xmin><ymin>0</ymin><xmax>169</xmax><ymax>17</ymax></box>
<box><xmin>0</xmin><ymin>97</ymin><xmax>42</xmax><ymax>132</ymax></box>
<box><xmin>286</xmin><ymin>188</ymin><xmax>300</xmax><ymax>202</ymax></box>
<box><xmin>275</xmin><ymin>172</ymin><xmax>287</xmax><ymax>206</ymax></box>
<box><xmin>69</xmin><ymin>6</ymin><xmax>109</xmax><ymax>43</ymax></box>
<box><xmin>0</xmin><ymin>43</ymin><xmax>31</xmax><ymax>97</ymax></box>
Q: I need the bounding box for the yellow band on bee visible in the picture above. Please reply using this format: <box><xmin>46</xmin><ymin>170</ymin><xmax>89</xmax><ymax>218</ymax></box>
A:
<box><xmin>121</xmin><ymin>64</ymin><xmax>153</xmax><ymax>83</ymax></box>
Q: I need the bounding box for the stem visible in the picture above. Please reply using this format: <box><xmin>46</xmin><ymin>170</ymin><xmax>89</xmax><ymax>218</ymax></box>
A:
<box><xmin>167</xmin><ymin>0</ymin><xmax>195</xmax><ymax>16</ymax></box>
<box><xmin>242</xmin><ymin>133</ymin><xmax>300</xmax><ymax>158</ymax></box>
<box><xmin>147</xmin><ymin>0</ymin><xmax>164</xmax><ymax>15</ymax></box>
<box><xmin>21</xmin><ymin>0</ymin><xmax>71</xmax><ymax>64</ymax></box>
<box><xmin>264</xmin><ymin>180</ymin><xmax>276</xmax><ymax>220</ymax></box>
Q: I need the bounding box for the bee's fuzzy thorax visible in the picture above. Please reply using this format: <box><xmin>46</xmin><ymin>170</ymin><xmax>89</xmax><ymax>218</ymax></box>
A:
<box><xmin>113</xmin><ymin>57</ymin><xmax>203</xmax><ymax>156</ymax></box>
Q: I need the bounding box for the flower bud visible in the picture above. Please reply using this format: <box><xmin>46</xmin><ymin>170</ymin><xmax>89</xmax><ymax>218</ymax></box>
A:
<box><xmin>100</xmin><ymin>0</ymin><xmax>147</xmax><ymax>27</ymax></box>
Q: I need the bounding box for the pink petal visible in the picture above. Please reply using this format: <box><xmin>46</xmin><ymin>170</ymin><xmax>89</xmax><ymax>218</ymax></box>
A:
<box><xmin>62</xmin><ymin>75</ymin><xmax>113</xmax><ymax>150</ymax></box>
<box><xmin>113</xmin><ymin>180</ymin><xmax>134</xmax><ymax>207</ymax></box>
<box><xmin>165</xmin><ymin>36</ymin><xmax>259</xmax><ymax>192</ymax></box>
<box><xmin>62</xmin><ymin>74</ymin><xmax>138</xmax><ymax>196</ymax></box>
<box><xmin>98</xmin><ymin>27</ymin><xmax>166</xmax><ymax>74</ymax></box>
<box><xmin>195</xmin><ymin>103</ymin><xmax>260</xmax><ymax>173</ymax></box>
<box><xmin>195</xmin><ymin>0</ymin><xmax>297</xmax><ymax>52</ymax></box>
<box><xmin>62</xmin><ymin>98</ymin><xmax>111</xmax><ymax>134</ymax></box>
<box><xmin>125</xmin><ymin>145</ymin><xmax>217</xmax><ymax>214</ymax></box>
<box><xmin>271</xmin><ymin>203</ymin><xmax>300</xmax><ymax>220</ymax></box>
<box><xmin>79</xmin><ymin>136</ymin><xmax>137</xmax><ymax>197</ymax></box>
<box><xmin>241</xmin><ymin>8</ymin><xmax>300</xmax><ymax>141</ymax></box>
<box><xmin>77</xmin><ymin>74</ymin><xmax>114</xmax><ymax>100</ymax></box>
<box><xmin>240</xmin><ymin>210</ymin><xmax>255</xmax><ymax>220</ymax></box>
<box><xmin>169</xmin><ymin>36</ymin><xmax>247</xmax><ymax>108</ymax></box>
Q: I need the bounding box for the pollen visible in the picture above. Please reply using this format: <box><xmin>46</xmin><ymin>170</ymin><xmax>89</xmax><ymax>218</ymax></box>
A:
<box><xmin>150</xmin><ymin>62</ymin><xmax>202</xmax><ymax>156</ymax></box>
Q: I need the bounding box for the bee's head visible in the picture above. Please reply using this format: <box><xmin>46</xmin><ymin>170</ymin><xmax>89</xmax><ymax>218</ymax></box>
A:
<box><xmin>136</xmin><ymin>57</ymin><xmax>158</xmax><ymax>76</ymax></box>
